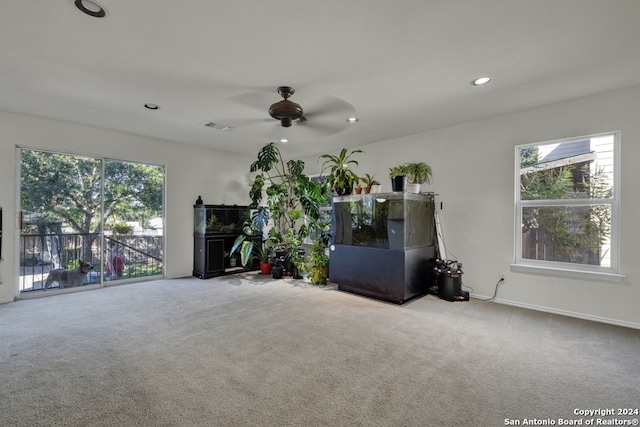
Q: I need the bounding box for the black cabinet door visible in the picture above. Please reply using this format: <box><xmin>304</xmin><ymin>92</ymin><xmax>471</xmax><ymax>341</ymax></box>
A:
<box><xmin>205</xmin><ymin>238</ymin><xmax>224</xmax><ymax>273</ymax></box>
<box><xmin>193</xmin><ymin>236</ymin><xmax>224</xmax><ymax>279</ymax></box>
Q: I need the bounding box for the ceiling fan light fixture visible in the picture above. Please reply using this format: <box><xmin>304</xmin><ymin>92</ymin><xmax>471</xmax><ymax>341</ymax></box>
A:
<box><xmin>280</xmin><ymin>116</ymin><xmax>293</xmax><ymax>127</ymax></box>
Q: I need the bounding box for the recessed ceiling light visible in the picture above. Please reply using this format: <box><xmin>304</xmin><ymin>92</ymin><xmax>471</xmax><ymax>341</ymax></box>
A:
<box><xmin>472</xmin><ymin>76</ymin><xmax>492</xmax><ymax>86</ymax></box>
<box><xmin>280</xmin><ymin>139</ymin><xmax>288</xmax><ymax>143</ymax></box>
<box><xmin>144</xmin><ymin>103</ymin><xmax>159</xmax><ymax>110</ymax></box>
<box><xmin>347</xmin><ymin>117</ymin><xmax>358</xmax><ymax>124</ymax></box>
<box><xmin>74</xmin><ymin>0</ymin><xmax>107</xmax><ymax>18</ymax></box>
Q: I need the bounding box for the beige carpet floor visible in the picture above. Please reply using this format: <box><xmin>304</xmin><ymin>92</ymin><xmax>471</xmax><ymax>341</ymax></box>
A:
<box><xmin>1</xmin><ymin>273</ymin><xmax>639</xmax><ymax>426</ymax></box>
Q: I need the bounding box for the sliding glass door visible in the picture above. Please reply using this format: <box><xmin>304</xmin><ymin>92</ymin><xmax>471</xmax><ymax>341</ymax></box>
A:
<box><xmin>19</xmin><ymin>149</ymin><xmax>164</xmax><ymax>293</ymax></box>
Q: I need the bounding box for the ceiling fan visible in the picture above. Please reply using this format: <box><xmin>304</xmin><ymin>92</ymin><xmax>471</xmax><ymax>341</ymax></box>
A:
<box><xmin>227</xmin><ymin>86</ymin><xmax>356</xmax><ymax>137</ymax></box>
<box><xmin>269</xmin><ymin>86</ymin><xmax>303</xmax><ymax>127</ymax></box>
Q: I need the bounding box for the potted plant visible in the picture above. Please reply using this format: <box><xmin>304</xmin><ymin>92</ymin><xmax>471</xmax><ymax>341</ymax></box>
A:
<box><xmin>255</xmin><ymin>244</ymin><xmax>274</xmax><ymax>275</ymax></box>
<box><xmin>248</xmin><ymin>142</ymin><xmax>324</xmax><ymax>257</ymax></box>
<box><xmin>305</xmin><ymin>237</ymin><xmax>330</xmax><ymax>285</ymax></box>
<box><xmin>229</xmin><ymin>254</ymin><xmax>238</xmax><ymax>268</ymax></box>
<box><xmin>389</xmin><ymin>165</ymin><xmax>408</xmax><ymax>192</ymax></box>
<box><xmin>282</xmin><ymin>228</ymin><xmax>305</xmax><ymax>279</ymax></box>
<box><xmin>354</xmin><ymin>176</ymin><xmax>363</xmax><ymax>194</ymax></box>
<box><xmin>404</xmin><ymin>162</ymin><xmax>432</xmax><ymax>193</ymax></box>
<box><xmin>271</xmin><ymin>261</ymin><xmax>284</xmax><ymax>279</ymax></box>
<box><xmin>361</xmin><ymin>173</ymin><xmax>380</xmax><ymax>194</ymax></box>
<box><xmin>230</xmin><ymin>206</ymin><xmax>270</xmax><ymax>270</ymax></box>
<box><xmin>319</xmin><ymin>148</ymin><xmax>363</xmax><ymax>196</ymax></box>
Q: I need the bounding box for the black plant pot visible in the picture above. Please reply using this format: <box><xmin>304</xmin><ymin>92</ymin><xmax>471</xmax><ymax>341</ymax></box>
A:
<box><xmin>271</xmin><ymin>265</ymin><xmax>284</xmax><ymax>279</ymax></box>
<box><xmin>291</xmin><ymin>265</ymin><xmax>303</xmax><ymax>280</ymax></box>
<box><xmin>391</xmin><ymin>176</ymin><xmax>407</xmax><ymax>192</ymax></box>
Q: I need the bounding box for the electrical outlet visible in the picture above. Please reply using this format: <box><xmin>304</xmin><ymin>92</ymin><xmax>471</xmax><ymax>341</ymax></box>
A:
<box><xmin>499</xmin><ymin>272</ymin><xmax>506</xmax><ymax>282</ymax></box>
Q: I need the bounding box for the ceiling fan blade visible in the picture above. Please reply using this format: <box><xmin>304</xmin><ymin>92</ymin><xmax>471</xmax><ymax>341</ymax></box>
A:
<box><xmin>289</xmin><ymin>95</ymin><xmax>355</xmax><ymax>136</ymax></box>
<box><xmin>227</xmin><ymin>90</ymin><xmax>277</xmax><ymax>114</ymax></box>
<box><xmin>303</xmin><ymin>95</ymin><xmax>356</xmax><ymax>117</ymax></box>
<box><xmin>295</xmin><ymin>118</ymin><xmax>349</xmax><ymax>137</ymax></box>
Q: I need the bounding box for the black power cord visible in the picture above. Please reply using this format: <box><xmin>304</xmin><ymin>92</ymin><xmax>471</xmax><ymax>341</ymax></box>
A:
<box><xmin>464</xmin><ymin>278</ymin><xmax>505</xmax><ymax>302</ymax></box>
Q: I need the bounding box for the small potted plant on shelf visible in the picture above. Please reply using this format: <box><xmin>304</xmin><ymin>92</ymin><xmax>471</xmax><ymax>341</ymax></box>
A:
<box><xmin>319</xmin><ymin>148</ymin><xmax>364</xmax><ymax>196</ymax></box>
<box><xmin>354</xmin><ymin>176</ymin><xmax>363</xmax><ymax>194</ymax></box>
<box><xmin>361</xmin><ymin>173</ymin><xmax>380</xmax><ymax>194</ymax></box>
<box><xmin>389</xmin><ymin>165</ymin><xmax>408</xmax><ymax>192</ymax></box>
<box><xmin>404</xmin><ymin>162</ymin><xmax>432</xmax><ymax>193</ymax></box>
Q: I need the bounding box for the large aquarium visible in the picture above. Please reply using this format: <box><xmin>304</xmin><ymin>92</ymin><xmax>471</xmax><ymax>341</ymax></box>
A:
<box><xmin>332</xmin><ymin>192</ymin><xmax>434</xmax><ymax>250</ymax></box>
<box><xmin>330</xmin><ymin>192</ymin><xmax>436</xmax><ymax>304</ymax></box>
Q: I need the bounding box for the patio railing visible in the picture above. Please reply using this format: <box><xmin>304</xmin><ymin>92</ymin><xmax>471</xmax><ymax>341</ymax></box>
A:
<box><xmin>19</xmin><ymin>233</ymin><xmax>163</xmax><ymax>293</ymax></box>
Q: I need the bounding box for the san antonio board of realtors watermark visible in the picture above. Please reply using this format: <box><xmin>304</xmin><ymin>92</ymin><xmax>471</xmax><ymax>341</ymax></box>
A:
<box><xmin>504</xmin><ymin>407</ymin><xmax>639</xmax><ymax>426</ymax></box>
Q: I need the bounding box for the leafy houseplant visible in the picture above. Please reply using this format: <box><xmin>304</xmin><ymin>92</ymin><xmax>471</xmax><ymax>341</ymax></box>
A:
<box><xmin>319</xmin><ymin>148</ymin><xmax>363</xmax><ymax>196</ymax></box>
<box><xmin>354</xmin><ymin>176</ymin><xmax>363</xmax><ymax>194</ymax></box>
<box><xmin>404</xmin><ymin>162</ymin><xmax>432</xmax><ymax>184</ymax></box>
<box><xmin>403</xmin><ymin>162</ymin><xmax>432</xmax><ymax>193</ymax></box>
<box><xmin>389</xmin><ymin>165</ymin><xmax>408</xmax><ymax>192</ymax></box>
<box><xmin>255</xmin><ymin>244</ymin><xmax>274</xmax><ymax>275</ymax></box>
<box><xmin>361</xmin><ymin>173</ymin><xmax>380</xmax><ymax>194</ymax></box>
<box><xmin>389</xmin><ymin>162</ymin><xmax>432</xmax><ymax>192</ymax></box>
<box><xmin>305</xmin><ymin>237</ymin><xmax>329</xmax><ymax>285</ymax></box>
<box><xmin>282</xmin><ymin>228</ymin><xmax>305</xmax><ymax>279</ymax></box>
<box><xmin>248</xmin><ymin>143</ymin><xmax>326</xmax><ymax>276</ymax></box>
<box><xmin>230</xmin><ymin>206</ymin><xmax>270</xmax><ymax>269</ymax></box>
<box><xmin>249</xmin><ymin>143</ymin><xmax>324</xmax><ymax>250</ymax></box>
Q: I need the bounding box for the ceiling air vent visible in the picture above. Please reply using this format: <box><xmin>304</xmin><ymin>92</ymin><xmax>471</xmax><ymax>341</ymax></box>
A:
<box><xmin>202</xmin><ymin>121</ymin><xmax>234</xmax><ymax>132</ymax></box>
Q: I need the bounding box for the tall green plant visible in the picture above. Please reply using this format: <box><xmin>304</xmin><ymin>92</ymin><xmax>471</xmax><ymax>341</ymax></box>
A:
<box><xmin>249</xmin><ymin>143</ymin><xmax>324</xmax><ymax>246</ymax></box>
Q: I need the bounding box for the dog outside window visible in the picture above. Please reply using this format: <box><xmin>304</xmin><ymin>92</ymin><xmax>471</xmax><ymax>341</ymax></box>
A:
<box><xmin>44</xmin><ymin>260</ymin><xmax>94</xmax><ymax>290</ymax></box>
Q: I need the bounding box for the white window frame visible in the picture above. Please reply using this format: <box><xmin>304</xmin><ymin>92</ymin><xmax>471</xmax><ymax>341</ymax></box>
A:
<box><xmin>512</xmin><ymin>132</ymin><xmax>623</xmax><ymax>281</ymax></box>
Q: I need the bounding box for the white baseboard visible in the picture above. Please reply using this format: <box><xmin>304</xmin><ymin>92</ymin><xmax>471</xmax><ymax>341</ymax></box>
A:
<box><xmin>471</xmin><ymin>294</ymin><xmax>640</xmax><ymax>330</ymax></box>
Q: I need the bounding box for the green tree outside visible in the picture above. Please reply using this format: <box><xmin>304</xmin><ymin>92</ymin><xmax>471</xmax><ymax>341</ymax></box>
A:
<box><xmin>520</xmin><ymin>152</ymin><xmax>612</xmax><ymax>265</ymax></box>
<box><xmin>21</xmin><ymin>150</ymin><xmax>163</xmax><ymax>262</ymax></box>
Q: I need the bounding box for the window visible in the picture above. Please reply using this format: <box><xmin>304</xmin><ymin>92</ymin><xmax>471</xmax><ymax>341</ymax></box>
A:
<box><xmin>514</xmin><ymin>132</ymin><xmax>619</xmax><ymax>276</ymax></box>
<box><xmin>19</xmin><ymin>148</ymin><xmax>165</xmax><ymax>293</ymax></box>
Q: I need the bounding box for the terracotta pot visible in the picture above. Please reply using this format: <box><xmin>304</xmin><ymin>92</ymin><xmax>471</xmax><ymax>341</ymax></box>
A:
<box><xmin>259</xmin><ymin>261</ymin><xmax>272</xmax><ymax>275</ymax></box>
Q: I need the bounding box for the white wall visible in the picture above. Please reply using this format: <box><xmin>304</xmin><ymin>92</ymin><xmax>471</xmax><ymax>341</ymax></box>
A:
<box><xmin>303</xmin><ymin>85</ymin><xmax>640</xmax><ymax>329</ymax></box>
<box><xmin>0</xmin><ymin>111</ymin><xmax>255</xmax><ymax>303</ymax></box>
<box><xmin>2</xmin><ymin>86</ymin><xmax>639</xmax><ymax>328</ymax></box>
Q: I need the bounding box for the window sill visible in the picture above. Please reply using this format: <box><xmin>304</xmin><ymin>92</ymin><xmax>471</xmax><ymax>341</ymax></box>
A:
<box><xmin>510</xmin><ymin>264</ymin><xmax>626</xmax><ymax>283</ymax></box>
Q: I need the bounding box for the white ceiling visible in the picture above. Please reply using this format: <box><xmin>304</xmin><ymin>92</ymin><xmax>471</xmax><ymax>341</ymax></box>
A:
<box><xmin>1</xmin><ymin>0</ymin><xmax>640</xmax><ymax>158</ymax></box>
